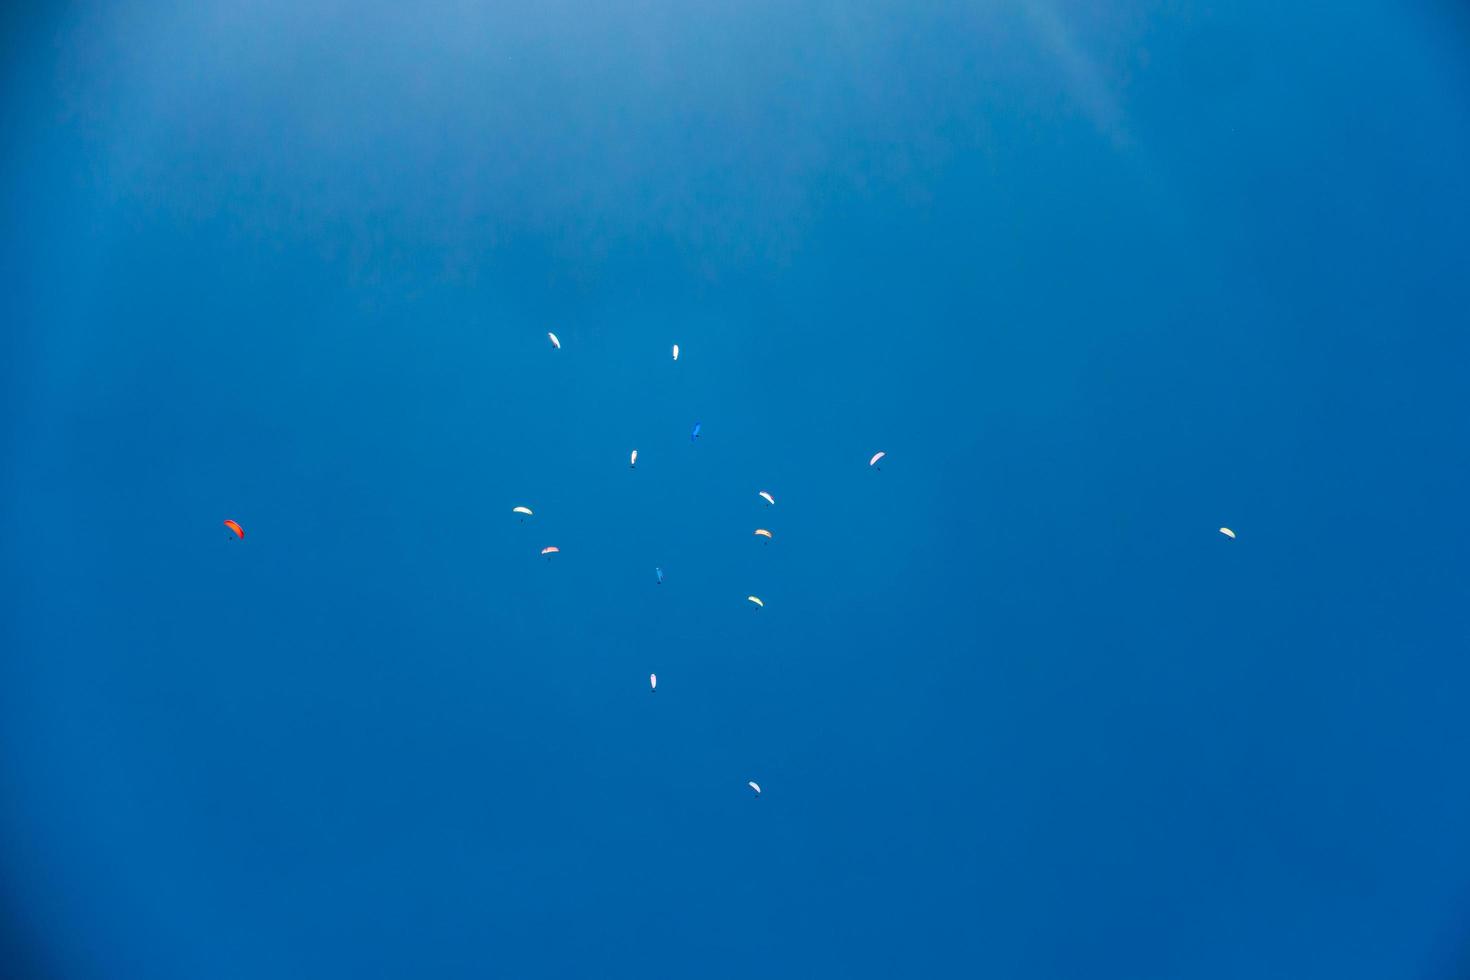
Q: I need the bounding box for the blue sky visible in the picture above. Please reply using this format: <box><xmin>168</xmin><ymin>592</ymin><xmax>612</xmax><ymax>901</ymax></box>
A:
<box><xmin>3</xmin><ymin>3</ymin><xmax>1469</xmax><ymax>977</ymax></box>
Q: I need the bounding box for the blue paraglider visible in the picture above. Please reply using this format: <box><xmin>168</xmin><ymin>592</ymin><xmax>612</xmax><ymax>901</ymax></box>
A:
<box><xmin>690</xmin><ymin>421</ymin><xmax>702</xmax><ymax>442</ymax></box>
<box><xmin>655</xmin><ymin>567</ymin><xmax>664</xmax><ymax>585</ymax></box>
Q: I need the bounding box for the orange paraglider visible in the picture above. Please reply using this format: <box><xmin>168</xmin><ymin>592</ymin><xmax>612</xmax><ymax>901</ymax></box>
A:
<box><xmin>223</xmin><ymin>520</ymin><xmax>244</xmax><ymax>540</ymax></box>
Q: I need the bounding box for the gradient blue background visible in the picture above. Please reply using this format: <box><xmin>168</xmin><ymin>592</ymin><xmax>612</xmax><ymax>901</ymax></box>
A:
<box><xmin>3</xmin><ymin>3</ymin><xmax>1469</xmax><ymax>977</ymax></box>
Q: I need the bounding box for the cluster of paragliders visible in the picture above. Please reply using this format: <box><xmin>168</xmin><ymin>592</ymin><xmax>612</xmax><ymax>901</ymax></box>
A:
<box><xmin>221</xmin><ymin>330</ymin><xmax>1239</xmax><ymax>801</ymax></box>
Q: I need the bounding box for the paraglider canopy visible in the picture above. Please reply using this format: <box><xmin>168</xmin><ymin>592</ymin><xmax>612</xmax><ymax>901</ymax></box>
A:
<box><xmin>758</xmin><ymin>491</ymin><xmax>775</xmax><ymax>506</ymax></box>
<box><xmin>223</xmin><ymin>519</ymin><xmax>244</xmax><ymax>539</ymax></box>
<box><xmin>1219</xmin><ymin>527</ymin><xmax>1236</xmax><ymax>539</ymax></box>
<box><xmin>746</xmin><ymin>595</ymin><xmax>764</xmax><ymax>608</ymax></box>
<box><xmin>690</xmin><ymin>421</ymin><xmax>702</xmax><ymax>442</ymax></box>
<box><xmin>754</xmin><ymin>529</ymin><xmax>773</xmax><ymax>539</ymax></box>
<box><xmin>541</xmin><ymin>546</ymin><xmax>560</xmax><ymax>556</ymax></box>
<box><xmin>655</xmin><ymin>567</ymin><xmax>664</xmax><ymax>585</ymax></box>
<box><xmin>672</xmin><ymin>344</ymin><xmax>679</xmax><ymax>361</ymax></box>
<box><xmin>512</xmin><ymin>506</ymin><xmax>534</xmax><ymax>517</ymax></box>
<box><xmin>748</xmin><ymin>781</ymin><xmax>762</xmax><ymax>797</ymax></box>
<box><xmin>547</xmin><ymin>331</ymin><xmax>561</xmax><ymax>349</ymax></box>
<box><xmin>630</xmin><ymin>449</ymin><xmax>638</xmax><ymax>468</ymax></box>
<box><xmin>650</xmin><ymin>673</ymin><xmax>658</xmax><ymax>691</ymax></box>
<box><xmin>869</xmin><ymin>451</ymin><xmax>886</xmax><ymax>467</ymax></box>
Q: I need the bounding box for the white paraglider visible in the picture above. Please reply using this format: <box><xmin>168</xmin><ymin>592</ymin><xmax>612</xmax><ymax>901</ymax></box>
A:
<box><xmin>1219</xmin><ymin>527</ymin><xmax>1236</xmax><ymax>539</ymax></box>
<box><xmin>869</xmin><ymin>451</ymin><xmax>886</xmax><ymax>467</ymax></box>
<box><xmin>758</xmin><ymin>491</ymin><xmax>775</xmax><ymax>506</ymax></box>
<box><xmin>748</xmin><ymin>781</ymin><xmax>762</xmax><ymax>797</ymax></box>
<box><xmin>746</xmin><ymin>595</ymin><xmax>764</xmax><ymax>608</ymax></box>
<box><xmin>547</xmin><ymin>331</ymin><xmax>561</xmax><ymax>349</ymax></box>
<box><xmin>650</xmin><ymin>673</ymin><xmax>657</xmax><ymax>692</ymax></box>
<box><xmin>672</xmin><ymin>344</ymin><xmax>679</xmax><ymax>361</ymax></box>
<box><xmin>630</xmin><ymin>449</ymin><xmax>638</xmax><ymax>468</ymax></box>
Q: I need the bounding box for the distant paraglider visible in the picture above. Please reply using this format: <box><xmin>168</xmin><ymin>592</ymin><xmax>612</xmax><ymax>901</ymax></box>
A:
<box><xmin>655</xmin><ymin>567</ymin><xmax>664</xmax><ymax>585</ymax></box>
<box><xmin>746</xmin><ymin>595</ymin><xmax>764</xmax><ymax>608</ymax></box>
<box><xmin>547</xmin><ymin>331</ymin><xmax>561</xmax><ymax>350</ymax></box>
<box><xmin>690</xmin><ymin>421</ymin><xmax>702</xmax><ymax>442</ymax></box>
<box><xmin>869</xmin><ymin>451</ymin><xmax>886</xmax><ymax>469</ymax></box>
<box><xmin>748</xmin><ymin>781</ymin><xmax>762</xmax><ymax>797</ymax></box>
<box><xmin>541</xmin><ymin>546</ymin><xmax>560</xmax><ymax>557</ymax></box>
<box><xmin>630</xmin><ymin>449</ymin><xmax>638</xmax><ymax>468</ymax></box>
<box><xmin>512</xmin><ymin>505</ymin><xmax>534</xmax><ymax>522</ymax></box>
<box><xmin>650</xmin><ymin>673</ymin><xmax>658</xmax><ymax>692</ymax></box>
<box><xmin>1219</xmin><ymin>527</ymin><xmax>1236</xmax><ymax>539</ymax></box>
<box><xmin>754</xmin><ymin>529</ymin><xmax>773</xmax><ymax>540</ymax></box>
<box><xmin>672</xmin><ymin>344</ymin><xmax>679</xmax><ymax>362</ymax></box>
<box><xmin>758</xmin><ymin>491</ymin><xmax>775</xmax><ymax>506</ymax></box>
<box><xmin>223</xmin><ymin>520</ymin><xmax>244</xmax><ymax>540</ymax></box>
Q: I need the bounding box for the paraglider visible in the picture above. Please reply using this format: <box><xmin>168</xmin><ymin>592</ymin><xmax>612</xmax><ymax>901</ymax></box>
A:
<box><xmin>748</xmin><ymin>781</ymin><xmax>762</xmax><ymax>797</ymax></box>
<box><xmin>758</xmin><ymin>491</ymin><xmax>775</xmax><ymax>507</ymax></box>
<box><xmin>547</xmin><ymin>331</ymin><xmax>561</xmax><ymax>349</ymax></box>
<box><xmin>222</xmin><ymin>520</ymin><xmax>244</xmax><ymax>540</ymax></box>
<box><xmin>630</xmin><ymin>449</ymin><xmax>638</xmax><ymax>468</ymax></box>
<box><xmin>541</xmin><ymin>546</ymin><xmax>560</xmax><ymax>557</ymax></box>
<box><xmin>746</xmin><ymin>595</ymin><xmax>764</xmax><ymax>608</ymax></box>
<box><xmin>869</xmin><ymin>451</ymin><xmax>886</xmax><ymax>468</ymax></box>
<box><xmin>650</xmin><ymin>673</ymin><xmax>657</xmax><ymax>692</ymax></box>
<box><xmin>1219</xmin><ymin>527</ymin><xmax>1236</xmax><ymax>539</ymax></box>
<box><xmin>655</xmin><ymin>567</ymin><xmax>664</xmax><ymax>585</ymax></box>
<box><xmin>672</xmin><ymin>344</ymin><xmax>679</xmax><ymax>362</ymax></box>
<box><xmin>512</xmin><ymin>505</ymin><xmax>534</xmax><ymax>523</ymax></box>
<box><xmin>754</xmin><ymin>529</ymin><xmax>773</xmax><ymax>540</ymax></box>
<box><xmin>690</xmin><ymin>421</ymin><xmax>702</xmax><ymax>442</ymax></box>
